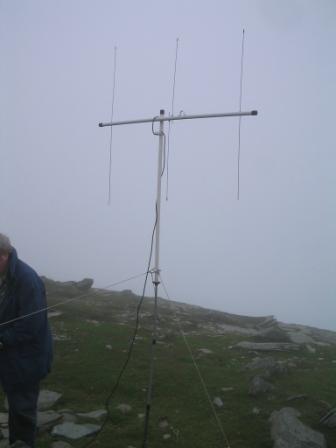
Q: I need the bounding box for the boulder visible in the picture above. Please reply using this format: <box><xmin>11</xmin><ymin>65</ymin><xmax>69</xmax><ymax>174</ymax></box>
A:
<box><xmin>270</xmin><ymin>407</ymin><xmax>326</xmax><ymax>448</ymax></box>
<box><xmin>249</xmin><ymin>376</ymin><xmax>274</xmax><ymax>396</ymax></box>
<box><xmin>37</xmin><ymin>411</ymin><xmax>62</xmax><ymax>431</ymax></box>
<box><xmin>245</xmin><ymin>357</ymin><xmax>288</xmax><ymax>377</ymax></box>
<box><xmin>38</xmin><ymin>390</ymin><xmax>62</xmax><ymax>411</ymax></box>
<box><xmin>41</xmin><ymin>277</ymin><xmax>93</xmax><ymax>298</ymax></box>
<box><xmin>51</xmin><ymin>422</ymin><xmax>100</xmax><ymax>439</ymax></box>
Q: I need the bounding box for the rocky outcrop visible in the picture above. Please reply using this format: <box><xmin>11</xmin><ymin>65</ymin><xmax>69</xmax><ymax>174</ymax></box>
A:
<box><xmin>42</xmin><ymin>277</ymin><xmax>94</xmax><ymax>298</ymax></box>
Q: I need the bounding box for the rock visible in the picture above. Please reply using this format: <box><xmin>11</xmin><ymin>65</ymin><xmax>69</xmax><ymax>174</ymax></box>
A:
<box><xmin>287</xmin><ymin>331</ymin><xmax>315</xmax><ymax>344</ymax></box>
<box><xmin>105</xmin><ymin>345</ymin><xmax>112</xmax><ymax>350</ymax></box>
<box><xmin>270</xmin><ymin>407</ymin><xmax>326</xmax><ymax>448</ymax></box>
<box><xmin>51</xmin><ymin>422</ymin><xmax>100</xmax><ymax>439</ymax></box>
<box><xmin>249</xmin><ymin>376</ymin><xmax>274</xmax><ymax>396</ymax></box>
<box><xmin>245</xmin><ymin>357</ymin><xmax>288</xmax><ymax>377</ymax></box>
<box><xmin>138</xmin><ymin>413</ymin><xmax>145</xmax><ymax>419</ymax></box>
<box><xmin>0</xmin><ymin>430</ymin><xmax>8</xmax><ymax>440</ymax></box>
<box><xmin>116</xmin><ymin>404</ymin><xmax>132</xmax><ymax>414</ymax></box>
<box><xmin>42</xmin><ymin>277</ymin><xmax>93</xmax><ymax>298</ymax></box>
<box><xmin>320</xmin><ymin>408</ymin><xmax>336</xmax><ymax>428</ymax></box>
<box><xmin>77</xmin><ymin>410</ymin><xmax>107</xmax><ymax>420</ymax></box>
<box><xmin>158</xmin><ymin>418</ymin><xmax>169</xmax><ymax>429</ymax></box>
<box><xmin>48</xmin><ymin>311</ymin><xmax>63</xmax><ymax>319</ymax></box>
<box><xmin>52</xmin><ymin>442</ymin><xmax>73</xmax><ymax>448</ymax></box>
<box><xmin>306</xmin><ymin>344</ymin><xmax>316</xmax><ymax>353</ymax></box>
<box><xmin>286</xmin><ymin>394</ymin><xmax>307</xmax><ymax>402</ymax></box>
<box><xmin>9</xmin><ymin>442</ymin><xmax>30</xmax><ymax>448</ymax></box>
<box><xmin>61</xmin><ymin>413</ymin><xmax>78</xmax><ymax>423</ymax></box>
<box><xmin>252</xmin><ymin>407</ymin><xmax>261</xmax><ymax>415</ymax></box>
<box><xmin>37</xmin><ymin>411</ymin><xmax>62</xmax><ymax>430</ymax></box>
<box><xmin>0</xmin><ymin>415</ymin><xmax>7</xmax><ymax>426</ymax></box>
<box><xmin>213</xmin><ymin>397</ymin><xmax>224</xmax><ymax>408</ymax></box>
<box><xmin>236</xmin><ymin>341</ymin><xmax>300</xmax><ymax>352</ymax></box>
<box><xmin>38</xmin><ymin>390</ymin><xmax>62</xmax><ymax>411</ymax></box>
<box><xmin>198</xmin><ymin>348</ymin><xmax>213</xmax><ymax>355</ymax></box>
<box><xmin>163</xmin><ymin>434</ymin><xmax>171</xmax><ymax>440</ymax></box>
<box><xmin>221</xmin><ymin>387</ymin><xmax>234</xmax><ymax>392</ymax></box>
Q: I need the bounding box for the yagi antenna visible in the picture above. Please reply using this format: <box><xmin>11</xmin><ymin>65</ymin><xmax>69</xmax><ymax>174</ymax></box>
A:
<box><xmin>98</xmin><ymin>107</ymin><xmax>258</xmax><ymax>447</ymax></box>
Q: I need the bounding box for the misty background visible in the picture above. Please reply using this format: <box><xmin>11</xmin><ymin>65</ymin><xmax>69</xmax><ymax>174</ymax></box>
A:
<box><xmin>1</xmin><ymin>1</ymin><xmax>335</xmax><ymax>330</ymax></box>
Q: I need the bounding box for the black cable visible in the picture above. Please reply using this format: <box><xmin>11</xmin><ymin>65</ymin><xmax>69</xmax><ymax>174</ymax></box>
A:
<box><xmin>83</xmin><ymin>204</ymin><xmax>158</xmax><ymax>448</ymax></box>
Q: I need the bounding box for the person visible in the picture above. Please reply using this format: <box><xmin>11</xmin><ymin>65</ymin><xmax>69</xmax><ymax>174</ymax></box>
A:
<box><xmin>0</xmin><ymin>234</ymin><xmax>53</xmax><ymax>448</ymax></box>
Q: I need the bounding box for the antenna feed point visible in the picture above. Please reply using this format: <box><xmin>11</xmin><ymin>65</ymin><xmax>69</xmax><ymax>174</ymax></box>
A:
<box><xmin>251</xmin><ymin>110</ymin><xmax>258</xmax><ymax>116</ymax></box>
<box><xmin>160</xmin><ymin>109</ymin><xmax>165</xmax><ymax>116</ymax></box>
<box><xmin>98</xmin><ymin>123</ymin><xmax>103</xmax><ymax>127</ymax></box>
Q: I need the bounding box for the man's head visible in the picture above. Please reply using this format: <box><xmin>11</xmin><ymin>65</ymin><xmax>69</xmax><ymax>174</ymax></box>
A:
<box><xmin>0</xmin><ymin>234</ymin><xmax>12</xmax><ymax>275</ymax></box>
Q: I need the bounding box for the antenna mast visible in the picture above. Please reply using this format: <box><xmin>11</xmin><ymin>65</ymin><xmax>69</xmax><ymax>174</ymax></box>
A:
<box><xmin>98</xmin><ymin>107</ymin><xmax>258</xmax><ymax>446</ymax></box>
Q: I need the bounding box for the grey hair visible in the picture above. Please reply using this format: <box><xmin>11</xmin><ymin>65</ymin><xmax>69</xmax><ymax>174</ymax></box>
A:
<box><xmin>0</xmin><ymin>234</ymin><xmax>12</xmax><ymax>254</ymax></box>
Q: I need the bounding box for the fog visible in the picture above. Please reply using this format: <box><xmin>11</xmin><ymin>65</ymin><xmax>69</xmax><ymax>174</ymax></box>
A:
<box><xmin>1</xmin><ymin>0</ymin><xmax>335</xmax><ymax>330</ymax></box>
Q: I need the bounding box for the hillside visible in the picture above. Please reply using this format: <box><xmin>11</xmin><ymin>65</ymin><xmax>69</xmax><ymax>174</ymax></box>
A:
<box><xmin>1</xmin><ymin>279</ymin><xmax>335</xmax><ymax>448</ymax></box>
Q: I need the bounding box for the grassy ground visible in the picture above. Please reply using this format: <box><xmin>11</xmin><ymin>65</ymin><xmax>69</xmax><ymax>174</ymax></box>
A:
<box><xmin>1</xmin><ymin>292</ymin><xmax>336</xmax><ymax>447</ymax></box>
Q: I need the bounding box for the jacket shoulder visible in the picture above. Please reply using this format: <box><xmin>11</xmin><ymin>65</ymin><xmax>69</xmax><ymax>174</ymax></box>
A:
<box><xmin>14</xmin><ymin>260</ymin><xmax>44</xmax><ymax>290</ymax></box>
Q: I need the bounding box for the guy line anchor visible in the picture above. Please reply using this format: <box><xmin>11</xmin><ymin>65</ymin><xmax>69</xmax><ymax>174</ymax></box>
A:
<box><xmin>98</xmin><ymin>108</ymin><xmax>258</xmax><ymax>447</ymax></box>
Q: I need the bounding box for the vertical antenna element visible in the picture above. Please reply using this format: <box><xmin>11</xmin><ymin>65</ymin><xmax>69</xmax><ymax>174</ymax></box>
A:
<box><xmin>108</xmin><ymin>46</ymin><xmax>118</xmax><ymax>205</ymax></box>
<box><xmin>237</xmin><ymin>29</ymin><xmax>245</xmax><ymax>200</ymax></box>
<box><xmin>166</xmin><ymin>37</ymin><xmax>179</xmax><ymax>201</ymax></box>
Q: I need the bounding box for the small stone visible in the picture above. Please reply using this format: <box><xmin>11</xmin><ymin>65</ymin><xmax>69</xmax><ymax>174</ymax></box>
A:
<box><xmin>213</xmin><ymin>397</ymin><xmax>224</xmax><ymax>408</ymax></box>
<box><xmin>138</xmin><ymin>413</ymin><xmax>145</xmax><ymax>419</ymax></box>
<box><xmin>77</xmin><ymin>410</ymin><xmax>107</xmax><ymax>420</ymax></box>
<box><xmin>116</xmin><ymin>404</ymin><xmax>132</xmax><ymax>414</ymax></box>
<box><xmin>163</xmin><ymin>434</ymin><xmax>171</xmax><ymax>440</ymax></box>
<box><xmin>286</xmin><ymin>394</ymin><xmax>307</xmax><ymax>402</ymax></box>
<box><xmin>48</xmin><ymin>311</ymin><xmax>63</xmax><ymax>319</ymax></box>
<box><xmin>105</xmin><ymin>345</ymin><xmax>112</xmax><ymax>350</ymax></box>
<box><xmin>221</xmin><ymin>387</ymin><xmax>234</xmax><ymax>392</ymax></box>
<box><xmin>198</xmin><ymin>348</ymin><xmax>213</xmax><ymax>355</ymax></box>
<box><xmin>158</xmin><ymin>418</ymin><xmax>169</xmax><ymax>429</ymax></box>
<box><xmin>252</xmin><ymin>407</ymin><xmax>260</xmax><ymax>415</ymax></box>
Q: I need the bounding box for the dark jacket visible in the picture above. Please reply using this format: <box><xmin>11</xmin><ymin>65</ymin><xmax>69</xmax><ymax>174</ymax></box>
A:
<box><xmin>0</xmin><ymin>249</ymin><xmax>53</xmax><ymax>390</ymax></box>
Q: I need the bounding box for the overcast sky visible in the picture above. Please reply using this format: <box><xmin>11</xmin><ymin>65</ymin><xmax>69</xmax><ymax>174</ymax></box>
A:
<box><xmin>1</xmin><ymin>0</ymin><xmax>335</xmax><ymax>331</ymax></box>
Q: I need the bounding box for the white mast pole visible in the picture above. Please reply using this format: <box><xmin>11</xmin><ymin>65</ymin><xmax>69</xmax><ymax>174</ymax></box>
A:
<box><xmin>142</xmin><ymin>109</ymin><xmax>165</xmax><ymax>447</ymax></box>
<box><xmin>154</xmin><ymin>109</ymin><xmax>165</xmax><ymax>284</ymax></box>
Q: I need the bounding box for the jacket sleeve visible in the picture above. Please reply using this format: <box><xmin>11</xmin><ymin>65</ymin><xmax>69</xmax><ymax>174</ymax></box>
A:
<box><xmin>0</xmin><ymin>274</ymin><xmax>47</xmax><ymax>347</ymax></box>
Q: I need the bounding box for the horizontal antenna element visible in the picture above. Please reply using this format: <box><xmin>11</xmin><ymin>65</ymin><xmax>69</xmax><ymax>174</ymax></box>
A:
<box><xmin>99</xmin><ymin>110</ymin><xmax>258</xmax><ymax>127</ymax></box>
